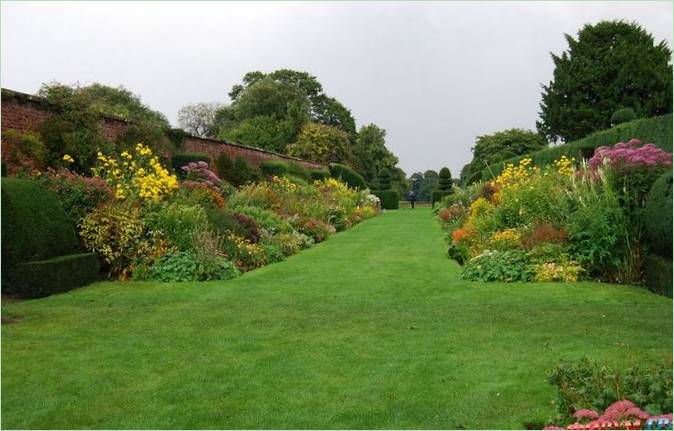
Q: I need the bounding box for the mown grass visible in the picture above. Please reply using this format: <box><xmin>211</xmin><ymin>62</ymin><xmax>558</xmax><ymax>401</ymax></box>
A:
<box><xmin>1</xmin><ymin>209</ymin><xmax>671</xmax><ymax>429</ymax></box>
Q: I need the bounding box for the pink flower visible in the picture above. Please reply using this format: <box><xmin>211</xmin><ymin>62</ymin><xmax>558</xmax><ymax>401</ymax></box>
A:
<box><xmin>574</xmin><ymin>409</ymin><xmax>600</xmax><ymax>420</ymax></box>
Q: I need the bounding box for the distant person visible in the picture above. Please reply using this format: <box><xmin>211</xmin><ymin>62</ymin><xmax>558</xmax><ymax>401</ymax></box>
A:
<box><xmin>407</xmin><ymin>190</ymin><xmax>417</xmax><ymax>209</ymax></box>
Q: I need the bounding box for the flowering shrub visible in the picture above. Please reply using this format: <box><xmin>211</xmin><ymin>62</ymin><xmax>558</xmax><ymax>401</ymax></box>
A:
<box><xmin>544</xmin><ymin>401</ymin><xmax>672</xmax><ymax>430</ymax></box>
<box><xmin>181</xmin><ymin>161</ymin><xmax>223</xmax><ymax>192</ymax></box>
<box><xmin>92</xmin><ymin>143</ymin><xmax>178</xmax><ymax>203</ymax></box>
<box><xmin>222</xmin><ymin>233</ymin><xmax>267</xmax><ymax>271</ymax></box>
<box><xmin>589</xmin><ymin>139</ymin><xmax>672</xmax><ymax>172</ymax></box>
<box><xmin>533</xmin><ymin>261</ymin><xmax>583</xmax><ymax>282</ymax></box>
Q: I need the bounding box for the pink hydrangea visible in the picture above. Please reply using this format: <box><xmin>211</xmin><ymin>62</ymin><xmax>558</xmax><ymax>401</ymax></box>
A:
<box><xmin>574</xmin><ymin>409</ymin><xmax>600</xmax><ymax>421</ymax></box>
<box><xmin>181</xmin><ymin>161</ymin><xmax>222</xmax><ymax>191</ymax></box>
<box><xmin>589</xmin><ymin>139</ymin><xmax>672</xmax><ymax>172</ymax></box>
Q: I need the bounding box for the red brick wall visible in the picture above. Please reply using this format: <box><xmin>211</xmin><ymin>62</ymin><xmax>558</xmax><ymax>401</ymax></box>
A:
<box><xmin>1</xmin><ymin>89</ymin><xmax>323</xmax><ymax>170</ymax></box>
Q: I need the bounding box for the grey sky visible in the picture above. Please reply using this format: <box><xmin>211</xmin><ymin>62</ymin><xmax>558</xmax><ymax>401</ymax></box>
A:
<box><xmin>2</xmin><ymin>1</ymin><xmax>672</xmax><ymax>176</ymax></box>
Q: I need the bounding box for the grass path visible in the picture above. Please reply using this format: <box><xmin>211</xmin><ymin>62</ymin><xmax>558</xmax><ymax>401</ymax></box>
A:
<box><xmin>2</xmin><ymin>209</ymin><xmax>671</xmax><ymax>429</ymax></box>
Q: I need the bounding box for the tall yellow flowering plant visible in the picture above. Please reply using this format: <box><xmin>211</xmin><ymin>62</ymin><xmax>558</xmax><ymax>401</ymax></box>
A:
<box><xmin>91</xmin><ymin>143</ymin><xmax>178</xmax><ymax>203</ymax></box>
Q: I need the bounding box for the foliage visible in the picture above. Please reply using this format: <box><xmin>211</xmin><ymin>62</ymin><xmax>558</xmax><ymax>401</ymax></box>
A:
<box><xmin>38</xmin><ymin>83</ymin><xmax>110</xmax><ymax>173</ymax></box>
<box><xmin>260</xmin><ymin>160</ymin><xmax>289</xmax><ymax>177</ymax></box>
<box><xmin>437</xmin><ymin>167</ymin><xmax>453</xmax><ymax>191</ymax></box>
<box><xmin>234</xmin><ymin>206</ymin><xmax>293</xmax><ymax>235</ymax></box>
<box><xmin>9</xmin><ymin>253</ymin><xmax>99</xmax><ymax>298</ymax></box>
<box><xmin>463</xmin><ymin>129</ymin><xmax>547</xmax><ymax>184</ymax></box>
<box><xmin>35</xmin><ymin>168</ymin><xmax>112</xmax><ymax>227</ymax></box>
<box><xmin>146</xmin><ymin>202</ymin><xmax>209</xmax><ymax>251</ymax></box>
<box><xmin>93</xmin><ymin>144</ymin><xmax>179</xmax><ymax>203</ymax></box>
<box><xmin>643</xmin><ymin>170</ymin><xmax>673</xmax><ymax>257</ymax></box>
<box><xmin>537</xmin><ymin>20</ymin><xmax>672</xmax><ymax>143</ymax></box>
<box><xmin>410</xmin><ymin>170</ymin><xmax>439</xmax><ymax>202</ymax></box>
<box><xmin>548</xmin><ymin>356</ymin><xmax>673</xmax><ymax>425</ymax></box>
<box><xmin>545</xmin><ymin>400</ymin><xmax>672</xmax><ymax>430</ymax></box>
<box><xmin>329</xmin><ymin>163</ymin><xmax>367</xmax><ymax>189</ymax></box>
<box><xmin>2</xmin><ymin>130</ymin><xmax>47</xmax><ymax>175</ymax></box>
<box><xmin>287</xmin><ymin>122</ymin><xmax>353</xmax><ymax>164</ymax></box>
<box><xmin>171</xmin><ymin>153</ymin><xmax>212</xmax><ymax>178</ymax></box>
<box><xmin>309</xmin><ymin>168</ymin><xmax>330</xmax><ymax>181</ymax></box>
<box><xmin>79</xmin><ymin>203</ymin><xmax>147</xmax><ymax>278</ymax></box>
<box><xmin>215</xmin><ymin>153</ymin><xmax>259</xmax><ymax>186</ymax></box>
<box><xmin>352</xmin><ymin>124</ymin><xmax>398</xmax><ymax>183</ymax></box>
<box><xmin>611</xmin><ymin>108</ymin><xmax>637</xmax><ymax>126</ymax></box>
<box><xmin>138</xmin><ymin>251</ymin><xmax>240</xmax><ymax>282</ymax></box>
<box><xmin>461</xmin><ymin>250</ymin><xmax>534</xmax><ymax>282</ymax></box>
<box><xmin>643</xmin><ymin>254</ymin><xmax>673</xmax><ymax>297</ymax></box>
<box><xmin>177</xmin><ymin>102</ymin><xmax>222</xmax><ymax>137</ymax></box>
<box><xmin>1</xmin><ymin>178</ymin><xmax>80</xmax><ymax>288</ymax></box>
<box><xmin>218</xmin><ymin>77</ymin><xmax>310</xmax><ymax>153</ymax></box>
<box><xmin>483</xmin><ymin>114</ymin><xmax>673</xmax><ymax>181</ymax></box>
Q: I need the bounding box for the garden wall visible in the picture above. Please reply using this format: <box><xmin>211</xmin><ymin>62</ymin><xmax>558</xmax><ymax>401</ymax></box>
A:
<box><xmin>0</xmin><ymin>88</ymin><xmax>323</xmax><ymax>170</ymax></box>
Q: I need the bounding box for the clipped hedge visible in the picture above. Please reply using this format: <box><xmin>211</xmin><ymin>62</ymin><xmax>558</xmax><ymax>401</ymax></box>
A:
<box><xmin>643</xmin><ymin>170</ymin><xmax>672</xmax><ymax>258</ymax></box>
<box><xmin>1</xmin><ymin>178</ymin><xmax>98</xmax><ymax>297</ymax></box>
<box><xmin>1</xmin><ymin>178</ymin><xmax>79</xmax><ymax>278</ymax></box>
<box><xmin>171</xmin><ymin>153</ymin><xmax>212</xmax><ymax>178</ymax></box>
<box><xmin>644</xmin><ymin>254</ymin><xmax>673</xmax><ymax>297</ymax></box>
<box><xmin>432</xmin><ymin>190</ymin><xmax>451</xmax><ymax>205</ymax></box>
<box><xmin>287</xmin><ymin>162</ymin><xmax>311</xmax><ymax>180</ymax></box>
<box><xmin>9</xmin><ymin>253</ymin><xmax>99</xmax><ymax>298</ymax></box>
<box><xmin>309</xmin><ymin>168</ymin><xmax>330</xmax><ymax>181</ymax></box>
<box><xmin>329</xmin><ymin>163</ymin><xmax>367</xmax><ymax>189</ymax></box>
<box><xmin>372</xmin><ymin>190</ymin><xmax>399</xmax><ymax>209</ymax></box>
<box><xmin>260</xmin><ymin>160</ymin><xmax>289</xmax><ymax>177</ymax></box>
<box><xmin>482</xmin><ymin>114</ymin><xmax>673</xmax><ymax>180</ymax></box>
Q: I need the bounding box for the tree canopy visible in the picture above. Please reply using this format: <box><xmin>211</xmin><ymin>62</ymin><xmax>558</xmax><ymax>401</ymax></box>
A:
<box><xmin>287</xmin><ymin>123</ymin><xmax>353</xmax><ymax>164</ymax></box>
<box><xmin>352</xmin><ymin>124</ymin><xmax>399</xmax><ymax>184</ymax></box>
<box><xmin>177</xmin><ymin>103</ymin><xmax>222</xmax><ymax>137</ymax></box>
<box><xmin>537</xmin><ymin>20</ymin><xmax>673</xmax><ymax>143</ymax></box>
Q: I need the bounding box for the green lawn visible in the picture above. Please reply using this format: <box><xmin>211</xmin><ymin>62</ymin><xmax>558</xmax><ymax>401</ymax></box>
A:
<box><xmin>1</xmin><ymin>209</ymin><xmax>671</xmax><ymax>429</ymax></box>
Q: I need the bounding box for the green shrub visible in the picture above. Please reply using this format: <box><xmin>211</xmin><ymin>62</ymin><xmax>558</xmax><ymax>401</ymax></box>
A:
<box><xmin>329</xmin><ymin>163</ymin><xmax>367</xmax><ymax>189</ymax></box>
<box><xmin>482</xmin><ymin>114</ymin><xmax>673</xmax><ymax>180</ymax></box>
<box><xmin>461</xmin><ymin>250</ymin><xmax>534</xmax><ymax>282</ymax></box>
<box><xmin>146</xmin><ymin>203</ymin><xmax>209</xmax><ymax>251</ymax></box>
<box><xmin>171</xmin><ymin>153</ymin><xmax>211</xmax><ymax>178</ymax></box>
<box><xmin>286</xmin><ymin>162</ymin><xmax>311</xmax><ymax>180</ymax></box>
<box><xmin>233</xmin><ymin>156</ymin><xmax>260</xmax><ymax>185</ymax></box>
<box><xmin>2</xmin><ymin>129</ymin><xmax>47</xmax><ymax>175</ymax></box>
<box><xmin>285</xmin><ymin>174</ymin><xmax>308</xmax><ymax>186</ymax></box>
<box><xmin>611</xmin><ymin>107</ymin><xmax>637</xmax><ymax>126</ymax></box>
<box><xmin>432</xmin><ymin>190</ymin><xmax>451</xmax><ymax>205</ymax></box>
<box><xmin>1</xmin><ymin>178</ymin><xmax>79</xmax><ymax>288</ymax></box>
<box><xmin>548</xmin><ymin>356</ymin><xmax>673</xmax><ymax>425</ymax></box>
<box><xmin>234</xmin><ymin>206</ymin><xmax>294</xmax><ymax>234</ymax></box>
<box><xmin>260</xmin><ymin>243</ymin><xmax>286</xmax><ymax>263</ymax></box>
<box><xmin>372</xmin><ymin>190</ymin><xmax>399</xmax><ymax>209</ymax></box>
<box><xmin>432</xmin><ymin>167</ymin><xmax>453</xmax><ymax>204</ymax></box>
<box><xmin>9</xmin><ymin>253</ymin><xmax>99</xmax><ymax>298</ymax></box>
<box><xmin>643</xmin><ymin>170</ymin><xmax>672</xmax><ymax>257</ymax></box>
<box><xmin>260</xmin><ymin>160</ymin><xmax>289</xmax><ymax>177</ymax></box>
<box><xmin>644</xmin><ymin>254</ymin><xmax>673</xmax><ymax>297</ymax></box>
<box><xmin>139</xmin><ymin>251</ymin><xmax>239</xmax><ymax>282</ymax></box>
<box><xmin>309</xmin><ymin>168</ymin><xmax>330</xmax><ymax>181</ymax></box>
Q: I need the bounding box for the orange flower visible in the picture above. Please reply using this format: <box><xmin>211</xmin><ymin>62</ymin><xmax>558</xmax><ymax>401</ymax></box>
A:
<box><xmin>452</xmin><ymin>228</ymin><xmax>467</xmax><ymax>243</ymax></box>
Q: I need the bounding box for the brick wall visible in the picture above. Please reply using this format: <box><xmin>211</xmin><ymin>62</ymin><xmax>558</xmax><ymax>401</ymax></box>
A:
<box><xmin>1</xmin><ymin>88</ymin><xmax>323</xmax><ymax>170</ymax></box>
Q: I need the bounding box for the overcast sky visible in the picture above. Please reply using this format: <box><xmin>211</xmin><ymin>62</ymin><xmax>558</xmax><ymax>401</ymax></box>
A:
<box><xmin>2</xmin><ymin>1</ymin><xmax>672</xmax><ymax>175</ymax></box>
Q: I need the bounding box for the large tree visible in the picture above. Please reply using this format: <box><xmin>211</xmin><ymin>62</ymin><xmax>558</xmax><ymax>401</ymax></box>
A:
<box><xmin>227</xmin><ymin>69</ymin><xmax>356</xmax><ymax>138</ymax></box>
<box><xmin>352</xmin><ymin>124</ymin><xmax>399</xmax><ymax>183</ymax></box>
<box><xmin>217</xmin><ymin>77</ymin><xmax>311</xmax><ymax>153</ymax></box>
<box><xmin>286</xmin><ymin>122</ymin><xmax>353</xmax><ymax>164</ymax></box>
<box><xmin>462</xmin><ymin>129</ymin><xmax>547</xmax><ymax>184</ymax></box>
<box><xmin>537</xmin><ymin>20</ymin><xmax>673</xmax><ymax>143</ymax></box>
<box><xmin>177</xmin><ymin>102</ymin><xmax>222</xmax><ymax>137</ymax></box>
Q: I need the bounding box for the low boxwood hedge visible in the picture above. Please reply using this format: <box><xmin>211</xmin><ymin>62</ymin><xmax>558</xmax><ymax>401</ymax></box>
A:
<box><xmin>373</xmin><ymin>190</ymin><xmax>399</xmax><ymax>210</ymax></box>
<box><xmin>309</xmin><ymin>168</ymin><xmax>330</xmax><ymax>181</ymax></box>
<box><xmin>9</xmin><ymin>253</ymin><xmax>100</xmax><ymax>298</ymax></box>
<box><xmin>481</xmin><ymin>114</ymin><xmax>673</xmax><ymax>181</ymax></box>
<box><xmin>644</xmin><ymin>254</ymin><xmax>673</xmax><ymax>297</ymax></box>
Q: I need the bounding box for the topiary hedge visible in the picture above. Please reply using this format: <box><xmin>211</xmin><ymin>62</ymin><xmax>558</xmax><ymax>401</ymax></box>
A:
<box><xmin>309</xmin><ymin>168</ymin><xmax>330</xmax><ymax>181</ymax></box>
<box><xmin>1</xmin><ymin>178</ymin><xmax>98</xmax><ymax>297</ymax></box>
<box><xmin>171</xmin><ymin>153</ymin><xmax>212</xmax><ymax>178</ymax></box>
<box><xmin>286</xmin><ymin>162</ymin><xmax>311</xmax><ymax>180</ymax></box>
<box><xmin>644</xmin><ymin>170</ymin><xmax>672</xmax><ymax>258</ymax></box>
<box><xmin>481</xmin><ymin>114</ymin><xmax>673</xmax><ymax>181</ymax></box>
<box><xmin>372</xmin><ymin>190</ymin><xmax>399</xmax><ymax>210</ymax></box>
<box><xmin>10</xmin><ymin>253</ymin><xmax>99</xmax><ymax>298</ymax></box>
<box><xmin>644</xmin><ymin>254</ymin><xmax>673</xmax><ymax>297</ymax></box>
<box><xmin>432</xmin><ymin>167</ymin><xmax>453</xmax><ymax>204</ymax></box>
<box><xmin>329</xmin><ymin>163</ymin><xmax>367</xmax><ymax>189</ymax></box>
<box><xmin>260</xmin><ymin>160</ymin><xmax>289</xmax><ymax>177</ymax></box>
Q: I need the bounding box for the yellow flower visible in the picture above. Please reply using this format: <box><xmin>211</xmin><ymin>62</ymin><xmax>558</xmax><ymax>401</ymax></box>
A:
<box><xmin>62</xmin><ymin>154</ymin><xmax>74</xmax><ymax>163</ymax></box>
